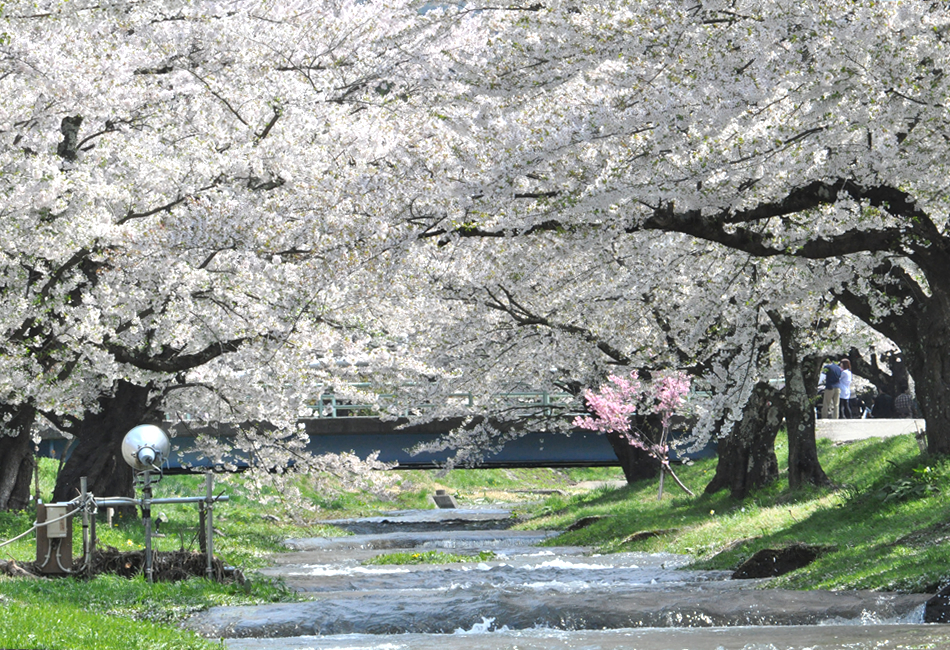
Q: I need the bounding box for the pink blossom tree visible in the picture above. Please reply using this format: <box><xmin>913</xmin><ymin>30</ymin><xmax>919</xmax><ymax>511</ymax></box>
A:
<box><xmin>574</xmin><ymin>371</ymin><xmax>694</xmax><ymax>499</ymax></box>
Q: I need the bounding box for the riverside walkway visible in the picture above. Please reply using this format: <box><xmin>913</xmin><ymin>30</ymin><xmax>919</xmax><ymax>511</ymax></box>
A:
<box><xmin>815</xmin><ymin>418</ymin><xmax>926</xmax><ymax>443</ymax></box>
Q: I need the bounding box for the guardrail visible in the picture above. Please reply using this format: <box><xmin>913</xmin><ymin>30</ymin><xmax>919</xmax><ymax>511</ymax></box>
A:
<box><xmin>304</xmin><ymin>388</ymin><xmax>576</xmax><ymax>419</ymax></box>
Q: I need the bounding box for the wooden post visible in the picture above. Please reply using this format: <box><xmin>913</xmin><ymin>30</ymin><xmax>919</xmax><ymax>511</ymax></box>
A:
<box><xmin>142</xmin><ymin>471</ymin><xmax>153</xmax><ymax>583</ymax></box>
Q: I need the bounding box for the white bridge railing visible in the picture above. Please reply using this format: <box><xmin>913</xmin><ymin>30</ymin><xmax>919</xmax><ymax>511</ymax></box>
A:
<box><xmin>306</xmin><ymin>386</ymin><xmax>576</xmax><ymax>419</ymax></box>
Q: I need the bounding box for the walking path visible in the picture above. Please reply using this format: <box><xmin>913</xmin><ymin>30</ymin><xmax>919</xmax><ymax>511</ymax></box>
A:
<box><xmin>816</xmin><ymin>418</ymin><xmax>926</xmax><ymax>442</ymax></box>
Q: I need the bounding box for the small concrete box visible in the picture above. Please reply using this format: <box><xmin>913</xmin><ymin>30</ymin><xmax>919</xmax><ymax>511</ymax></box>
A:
<box><xmin>432</xmin><ymin>489</ymin><xmax>457</xmax><ymax>509</ymax></box>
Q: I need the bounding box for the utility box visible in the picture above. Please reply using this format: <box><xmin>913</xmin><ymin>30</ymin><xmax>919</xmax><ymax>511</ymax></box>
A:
<box><xmin>36</xmin><ymin>503</ymin><xmax>73</xmax><ymax>574</ymax></box>
<box><xmin>45</xmin><ymin>505</ymin><xmax>69</xmax><ymax>538</ymax></box>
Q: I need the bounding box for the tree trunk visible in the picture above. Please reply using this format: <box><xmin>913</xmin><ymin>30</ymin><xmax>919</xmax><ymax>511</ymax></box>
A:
<box><xmin>605</xmin><ymin>429</ymin><xmax>661</xmax><ymax>483</ymax></box>
<box><xmin>52</xmin><ymin>381</ymin><xmax>158</xmax><ymax>503</ymax></box>
<box><xmin>704</xmin><ymin>381</ymin><xmax>783</xmax><ymax>500</ymax></box>
<box><xmin>905</xmin><ymin>340</ymin><xmax>950</xmax><ymax>455</ymax></box>
<box><xmin>836</xmin><ymin>257</ymin><xmax>950</xmax><ymax>455</ymax></box>
<box><xmin>603</xmin><ymin>413</ymin><xmax>664</xmax><ymax>484</ymax></box>
<box><xmin>894</xmin><ymin>276</ymin><xmax>950</xmax><ymax>453</ymax></box>
<box><xmin>0</xmin><ymin>405</ymin><xmax>37</xmax><ymax>511</ymax></box>
<box><xmin>769</xmin><ymin>312</ymin><xmax>832</xmax><ymax>490</ymax></box>
<box><xmin>848</xmin><ymin>347</ymin><xmax>908</xmax><ymax>398</ymax></box>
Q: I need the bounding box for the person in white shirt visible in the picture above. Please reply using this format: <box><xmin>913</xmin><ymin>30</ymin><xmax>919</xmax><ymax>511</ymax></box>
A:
<box><xmin>839</xmin><ymin>358</ymin><xmax>853</xmax><ymax>419</ymax></box>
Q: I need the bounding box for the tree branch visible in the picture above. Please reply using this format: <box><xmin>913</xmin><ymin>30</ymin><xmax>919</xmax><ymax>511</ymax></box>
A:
<box><xmin>255</xmin><ymin>105</ymin><xmax>281</xmax><ymax>143</ymax></box>
<box><xmin>481</xmin><ymin>286</ymin><xmax>632</xmax><ymax>365</ymax></box>
<box><xmin>104</xmin><ymin>337</ymin><xmax>247</xmax><ymax>373</ymax></box>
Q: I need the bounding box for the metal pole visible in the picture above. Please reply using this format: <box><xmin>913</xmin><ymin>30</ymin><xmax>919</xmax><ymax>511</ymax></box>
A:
<box><xmin>142</xmin><ymin>470</ymin><xmax>153</xmax><ymax>583</ymax></box>
<box><xmin>80</xmin><ymin>477</ymin><xmax>91</xmax><ymax>574</ymax></box>
<box><xmin>205</xmin><ymin>472</ymin><xmax>214</xmax><ymax>579</ymax></box>
<box><xmin>93</xmin><ymin>495</ymin><xmax>229</xmax><ymax>507</ymax></box>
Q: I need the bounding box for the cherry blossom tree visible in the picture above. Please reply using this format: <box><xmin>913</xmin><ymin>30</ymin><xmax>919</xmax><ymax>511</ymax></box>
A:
<box><xmin>0</xmin><ymin>0</ymin><xmax>480</xmax><ymax>507</ymax></box>
<box><xmin>388</xmin><ymin>209</ymin><xmax>873</xmax><ymax>492</ymax></box>
<box><xmin>4</xmin><ymin>0</ymin><xmax>940</xmax><ymax>512</ymax></box>
<box><xmin>374</xmin><ymin>215</ymin><xmax>787</xmax><ymax>487</ymax></box>
<box><xmin>574</xmin><ymin>370</ymin><xmax>693</xmax><ymax>498</ymax></box>
<box><xmin>386</xmin><ymin>0</ymin><xmax>950</xmax><ymax>456</ymax></box>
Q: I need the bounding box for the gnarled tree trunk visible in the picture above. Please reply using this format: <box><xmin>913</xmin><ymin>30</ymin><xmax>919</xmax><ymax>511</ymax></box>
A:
<box><xmin>0</xmin><ymin>405</ymin><xmax>37</xmax><ymax>511</ymax></box>
<box><xmin>769</xmin><ymin>311</ymin><xmax>832</xmax><ymax>490</ymax></box>
<box><xmin>838</xmin><ymin>260</ymin><xmax>950</xmax><ymax>455</ymax></box>
<box><xmin>705</xmin><ymin>380</ymin><xmax>783</xmax><ymax>499</ymax></box>
<box><xmin>605</xmin><ymin>430</ymin><xmax>661</xmax><ymax>484</ymax></box>
<box><xmin>906</xmin><ymin>340</ymin><xmax>950</xmax><ymax>454</ymax></box>
<box><xmin>605</xmin><ymin>413</ymin><xmax>663</xmax><ymax>484</ymax></box>
<box><xmin>52</xmin><ymin>380</ymin><xmax>159</xmax><ymax>503</ymax></box>
<box><xmin>848</xmin><ymin>347</ymin><xmax>908</xmax><ymax>399</ymax></box>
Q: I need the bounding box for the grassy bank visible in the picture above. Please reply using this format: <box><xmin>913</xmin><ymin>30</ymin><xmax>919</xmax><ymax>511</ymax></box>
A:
<box><xmin>2</xmin><ymin>432</ymin><xmax>949</xmax><ymax>648</ymax></box>
<box><xmin>523</xmin><ymin>432</ymin><xmax>950</xmax><ymax>593</ymax></box>
<box><xmin>0</xmin><ymin>463</ymin><xmax>620</xmax><ymax>649</ymax></box>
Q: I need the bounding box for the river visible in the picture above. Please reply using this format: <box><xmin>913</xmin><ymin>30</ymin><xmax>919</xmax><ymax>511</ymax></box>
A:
<box><xmin>185</xmin><ymin>507</ymin><xmax>950</xmax><ymax>649</ymax></box>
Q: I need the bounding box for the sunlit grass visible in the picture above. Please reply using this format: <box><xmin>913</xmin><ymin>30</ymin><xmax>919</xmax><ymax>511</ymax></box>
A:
<box><xmin>0</xmin><ymin>600</ymin><xmax>219</xmax><ymax>650</ymax></box>
<box><xmin>0</xmin><ymin>571</ymin><xmax>295</xmax><ymax>649</ymax></box>
<box><xmin>520</xmin><ymin>432</ymin><xmax>950</xmax><ymax>593</ymax></box>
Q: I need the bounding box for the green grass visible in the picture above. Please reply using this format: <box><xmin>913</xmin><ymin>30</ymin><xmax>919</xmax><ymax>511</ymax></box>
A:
<box><xmin>522</xmin><ymin>432</ymin><xmax>950</xmax><ymax>593</ymax></box>
<box><xmin>0</xmin><ymin>574</ymin><xmax>291</xmax><ymax>649</ymax></box>
<box><xmin>0</xmin><ymin>600</ymin><xmax>219</xmax><ymax>650</ymax></box>
<box><xmin>299</xmin><ymin>466</ymin><xmax>623</xmax><ymax>515</ymax></box>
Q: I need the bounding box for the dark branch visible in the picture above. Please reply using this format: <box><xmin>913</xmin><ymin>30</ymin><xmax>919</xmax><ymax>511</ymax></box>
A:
<box><xmin>118</xmin><ymin>195</ymin><xmax>187</xmax><ymax>225</ymax></box>
<box><xmin>481</xmin><ymin>286</ymin><xmax>632</xmax><ymax>365</ymax></box>
<box><xmin>118</xmin><ymin>178</ymin><xmax>221</xmax><ymax>225</ymax></box>
<box><xmin>105</xmin><ymin>337</ymin><xmax>247</xmax><ymax>373</ymax></box>
<box><xmin>256</xmin><ymin>105</ymin><xmax>282</xmax><ymax>142</ymax></box>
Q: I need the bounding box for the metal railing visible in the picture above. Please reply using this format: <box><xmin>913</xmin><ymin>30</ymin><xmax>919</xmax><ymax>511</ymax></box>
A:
<box><xmin>306</xmin><ymin>387</ymin><xmax>575</xmax><ymax>419</ymax></box>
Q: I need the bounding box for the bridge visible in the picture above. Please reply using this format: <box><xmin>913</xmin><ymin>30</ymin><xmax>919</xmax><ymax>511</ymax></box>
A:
<box><xmin>38</xmin><ymin>413</ymin><xmax>922</xmax><ymax>472</ymax></box>
<box><xmin>37</xmin><ymin>380</ymin><xmax>924</xmax><ymax>471</ymax></box>
<box><xmin>39</xmin><ymin>389</ymin><xmax>644</xmax><ymax>470</ymax></box>
<box><xmin>38</xmin><ymin>416</ymin><xmax>628</xmax><ymax>471</ymax></box>
<box><xmin>175</xmin><ymin>417</ymin><xmax>632</xmax><ymax>470</ymax></box>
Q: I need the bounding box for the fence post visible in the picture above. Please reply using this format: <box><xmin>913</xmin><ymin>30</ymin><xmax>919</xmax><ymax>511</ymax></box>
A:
<box><xmin>205</xmin><ymin>472</ymin><xmax>215</xmax><ymax>579</ymax></box>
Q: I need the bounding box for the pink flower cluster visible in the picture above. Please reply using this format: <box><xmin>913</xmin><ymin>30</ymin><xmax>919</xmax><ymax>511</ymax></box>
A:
<box><xmin>572</xmin><ymin>372</ymin><xmax>643</xmax><ymax>434</ymax></box>
<box><xmin>654</xmin><ymin>373</ymin><xmax>691</xmax><ymax>428</ymax></box>
<box><xmin>573</xmin><ymin>370</ymin><xmax>691</xmax><ymax>450</ymax></box>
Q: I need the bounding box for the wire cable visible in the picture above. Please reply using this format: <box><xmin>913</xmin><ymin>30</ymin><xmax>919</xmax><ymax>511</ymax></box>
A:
<box><xmin>0</xmin><ymin>505</ymin><xmax>82</xmax><ymax>549</ymax></box>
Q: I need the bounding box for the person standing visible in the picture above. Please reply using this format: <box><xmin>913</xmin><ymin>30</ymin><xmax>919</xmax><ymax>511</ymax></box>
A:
<box><xmin>821</xmin><ymin>360</ymin><xmax>842</xmax><ymax>419</ymax></box>
<box><xmin>838</xmin><ymin>359</ymin><xmax>853</xmax><ymax>419</ymax></box>
<box><xmin>895</xmin><ymin>384</ymin><xmax>916</xmax><ymax>419</ymax></box>
<box><xmin>872</xmin><ymin>389</ymin><xmax>895</xmax><ymax>418</ymax></box>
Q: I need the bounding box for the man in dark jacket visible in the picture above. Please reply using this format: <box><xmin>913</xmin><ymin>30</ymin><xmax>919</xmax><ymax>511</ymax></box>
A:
<box><xmin>821</xmin><ymin>361</ymin><xmax>842</xmax><ymax>420</ymax></box>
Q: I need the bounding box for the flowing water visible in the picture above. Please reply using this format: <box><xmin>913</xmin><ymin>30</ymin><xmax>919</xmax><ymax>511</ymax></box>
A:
<box><xmin>186</xmin><ymin>507</ymin><xmax>950</xmax><ymax>649</ymax></box>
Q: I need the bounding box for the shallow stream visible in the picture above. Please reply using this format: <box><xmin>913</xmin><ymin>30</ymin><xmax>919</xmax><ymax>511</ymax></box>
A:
<box><xmin>186</xmin><ymin>507</ymin><xmax>950</xmax><ymax>649</ymax></box>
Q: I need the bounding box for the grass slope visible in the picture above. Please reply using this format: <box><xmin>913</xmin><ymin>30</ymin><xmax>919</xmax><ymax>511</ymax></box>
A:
<box><xmin>525</xmin><ymin>432</ymin><xmax>950</xmax><ymax>593</ymax></box>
